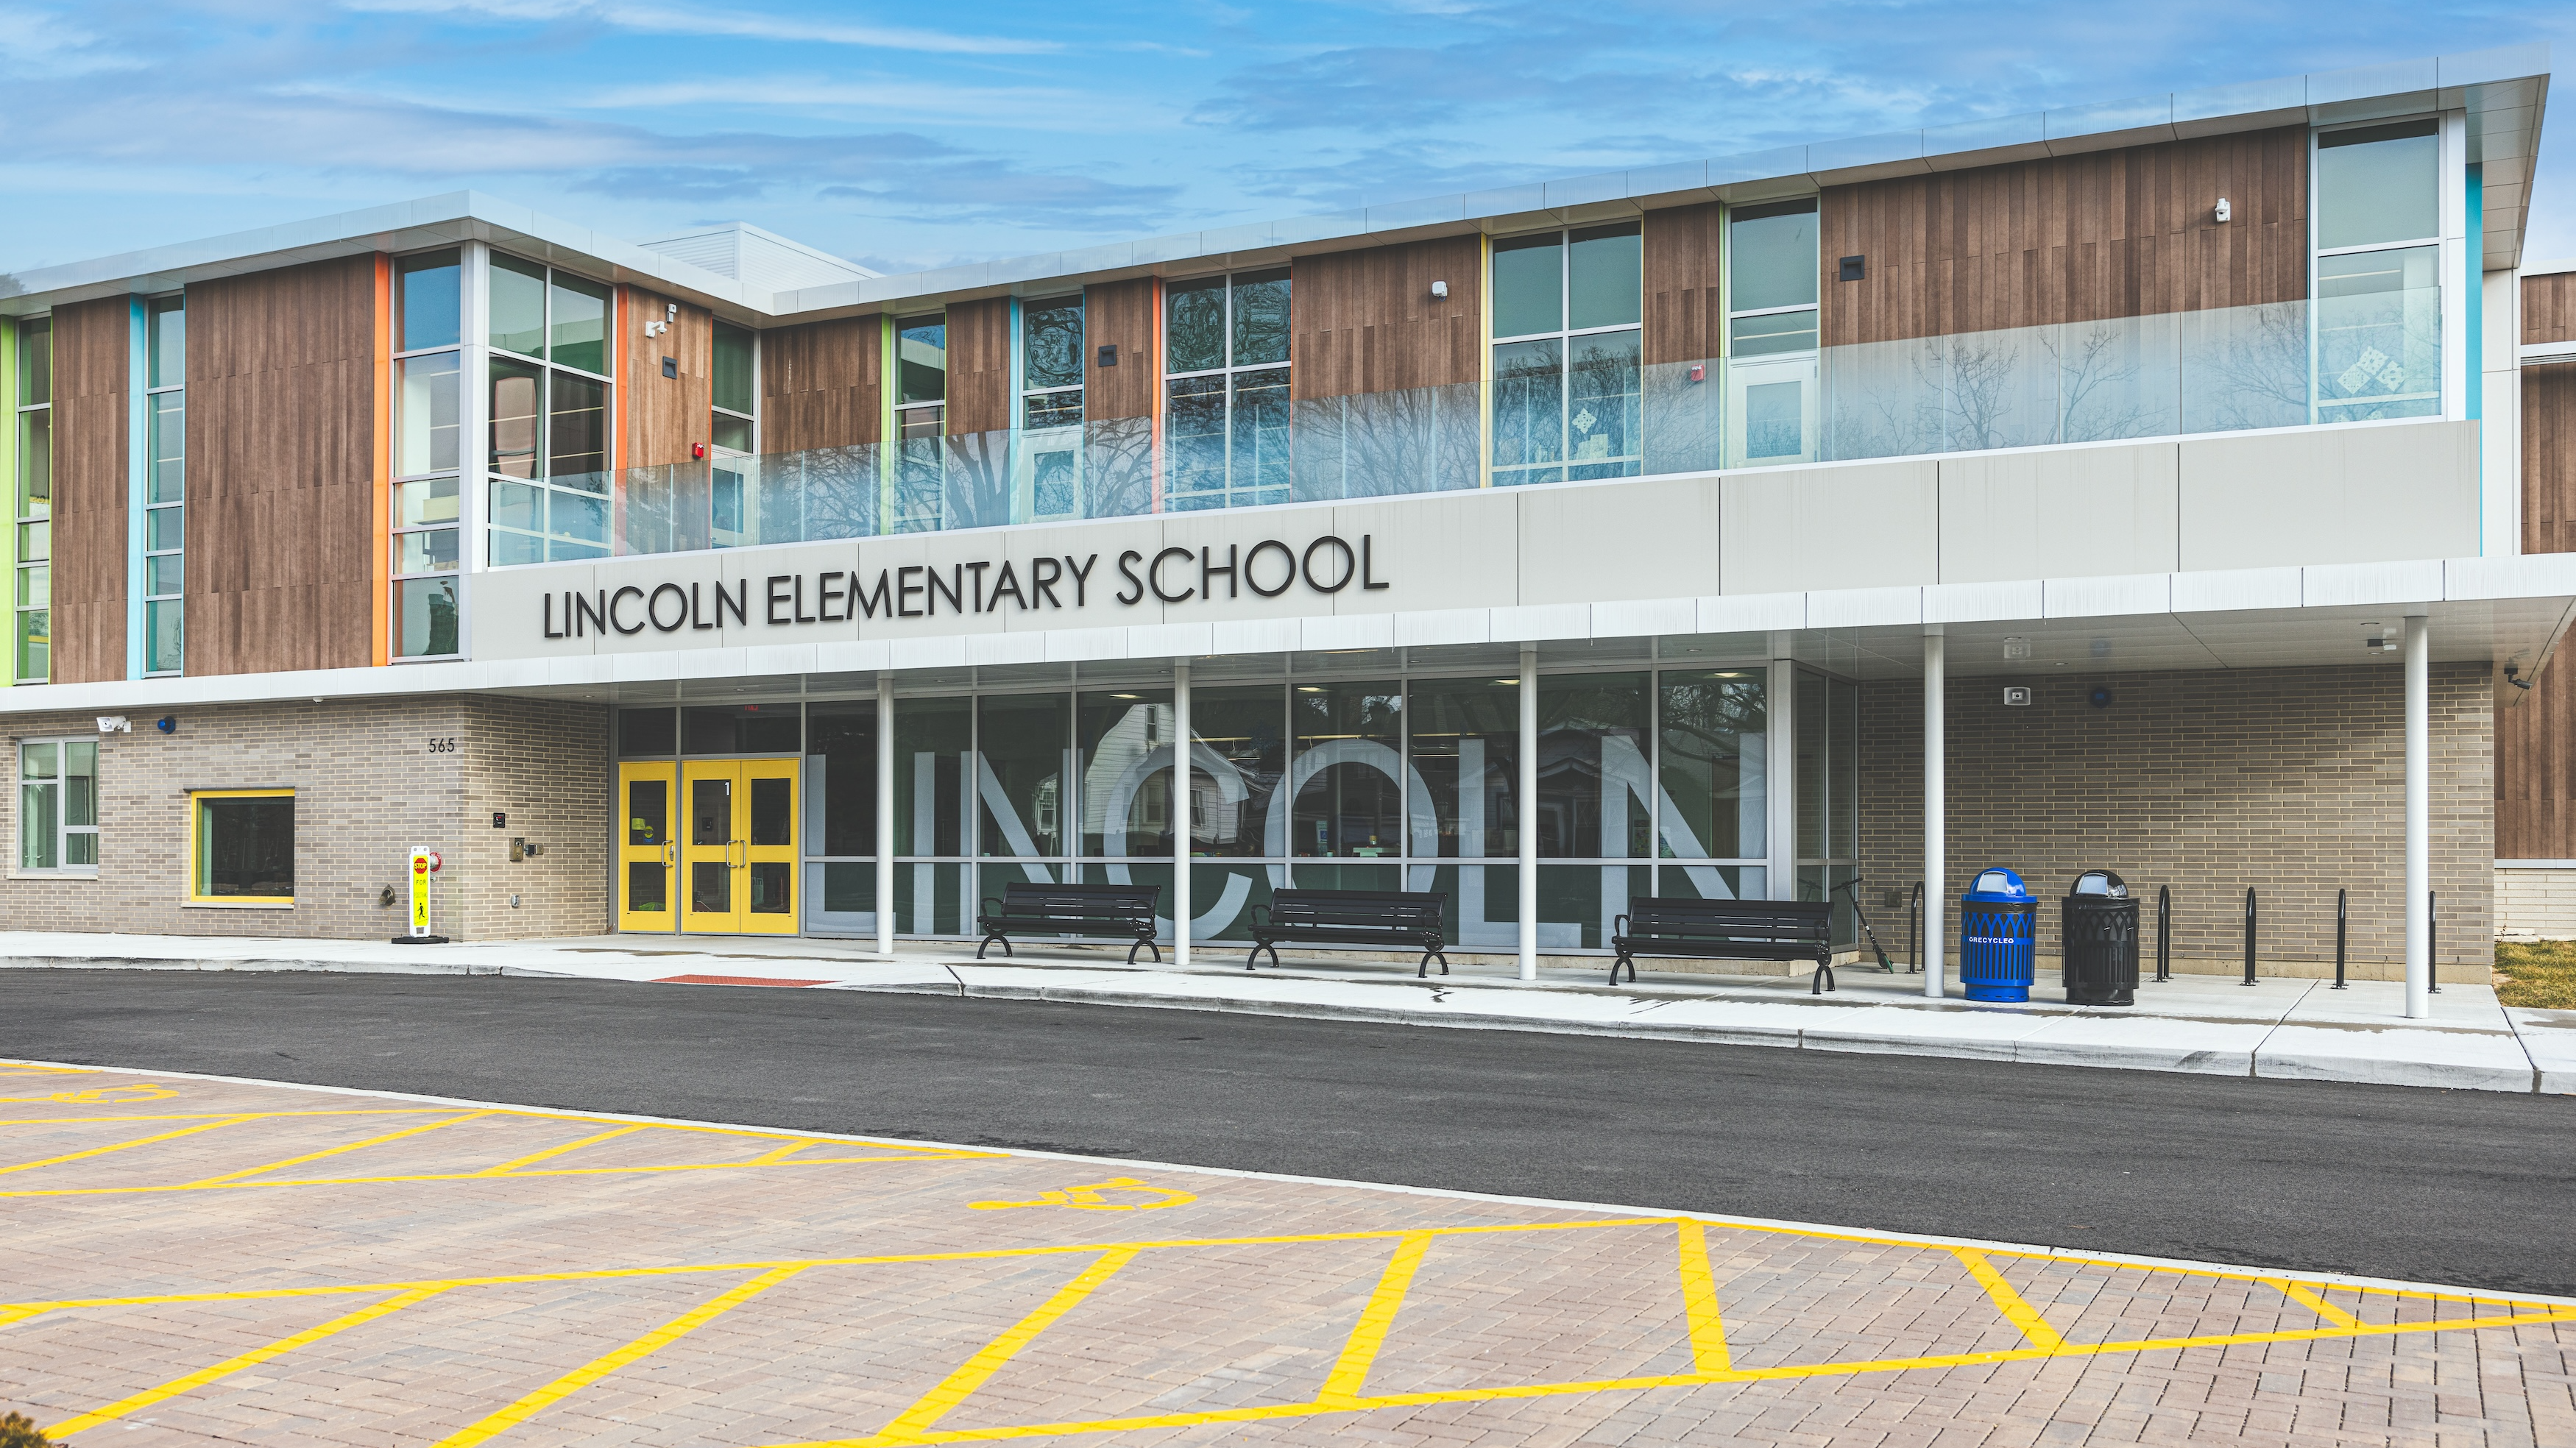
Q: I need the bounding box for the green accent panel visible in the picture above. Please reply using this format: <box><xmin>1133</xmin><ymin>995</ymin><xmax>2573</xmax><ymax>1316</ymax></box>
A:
<box><xmin>0</xmin><ymin>324</ymin><xmax>15</xmax><ymax>687</ymax></box>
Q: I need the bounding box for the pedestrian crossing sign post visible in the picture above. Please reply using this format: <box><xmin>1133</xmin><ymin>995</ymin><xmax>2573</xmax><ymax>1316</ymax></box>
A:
<box><xmin>393</xmin><ymin>848</ymin><xmax>448</xmax><ymax>945</ymax></box>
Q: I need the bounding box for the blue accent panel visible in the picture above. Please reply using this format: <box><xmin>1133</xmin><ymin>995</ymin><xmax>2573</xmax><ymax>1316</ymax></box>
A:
<box><xmin>2466</xmin><ymin>163</ymin><xmax>2483</xmax><ymax>423</ymax></box>
<box><xmin>126</xmin><ymin>296</ymin><xmax>146</xmax><ymax>681</ymax></box>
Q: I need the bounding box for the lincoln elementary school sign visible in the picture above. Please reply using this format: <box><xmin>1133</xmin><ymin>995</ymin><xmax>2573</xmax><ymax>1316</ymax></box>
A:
<box><xmin>539</xmin><ymin>533</ymin><xmax>1392</xmax><ymax>640</ymax></box>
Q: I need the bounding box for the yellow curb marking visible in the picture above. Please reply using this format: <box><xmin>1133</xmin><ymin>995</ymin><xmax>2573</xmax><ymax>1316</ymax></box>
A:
<box><xmin>433</xmin><ymin>1266</ymin><xmax>805</xmax><ymax>1448</ymax></box>
<box><xmin>1676</xmin><ymin>1218</ymin><xmax>1731</xmax><ymax>1373</ymax></box>
<box><xmin>475</xmin><ymin>1123</ymin><xmax>646</xmax><ymax>1175</ymax></box>
<box><xmin>969</xmin><ymin>1176</ymin><xmax>1197</xmax><ymax>1212</ymax></box>
<box><xmin>1318</xmin><ymin>1229</ymin><xmax>1432</xmax><ymax>1406</ymax></box>
<box><xmin>868</xmin><ymin>1249</ymin><xmax>1139</xmax><ymax>1445</ymax></box>
<box><xmin>186</xmin><ymin>1111</ymin><xmax>492</xmax><ymax>1187</ymax></box>
<box><xmin>0</xmin><ymin>1083</ymin><xmax>181</xmax><ymax>1104</ymax></box>
<box><xmin>45</xmin><ymin>1287</ymin><xmax>446</xmax><ymax>1438</ymax></box>
<box><xmin>2269</xmin><ymin>1277</ymin><xmax>2366</xmax><ymax>1329</ymax></box>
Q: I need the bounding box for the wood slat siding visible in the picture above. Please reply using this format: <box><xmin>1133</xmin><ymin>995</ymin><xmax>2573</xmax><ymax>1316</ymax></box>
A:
<box><xmin>1819</xmin><ymin>126</ymin><xmax>2310</xmax><ymax>349</ymax></box>
<box><xmin>760</xmin><ymin>316</ymin><xmax>882</xmax><ymax>454</ymax></box>
<box><xmin>185</xmin><ymin>256</ymin><xmax>378</xmax><ymax>675</ymax></box>
<box><xmin>1291</xmin><ymin>237</ymin><xmax>1483</xmax><ymax>402</ymax></box>
<box><xmin>625</xmin><ymin>286</ymin><xmax>712</xmax><ymax>469</ymax></box>
<box><xmin>1085</xmin><ymin>279</ymin><xmax>1156</xmax><ymax>422</ymax></box>
<box><xmin>49</xmin><ymin>297</ymin><xmax>130</xmax><ymax>684</ymax></box>
<box><xmin>1642</xmin><ymin>203</ymin><xmax>1724</xmax><ymax>366</ymax></box>
<box><xmin>2500</xmin><ymin>361</ymin><xmax>2576</xmax><ymax>858</ymax></box>
<box><xmin>946</xmin><ymin>298</ymin><xmax>1013</xmax><ymax>436</ymax></box>
<box><xmin>2525</xmin><ymin>272</ymin><xmax>2576</xmax><ymax>346</ymax></box>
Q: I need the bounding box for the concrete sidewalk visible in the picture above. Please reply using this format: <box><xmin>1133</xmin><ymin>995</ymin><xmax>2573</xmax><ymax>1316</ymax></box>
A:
<box><xmin>3</xmin><ymin>929</ymin><xmax>2569</xmax><ymax>1096</ymax></box>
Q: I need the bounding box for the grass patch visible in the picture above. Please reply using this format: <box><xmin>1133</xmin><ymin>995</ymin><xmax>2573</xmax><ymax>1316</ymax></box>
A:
<box><xmin>2494</xmin><ymin>940</ymin><xmax>2576</xmax><ymax>1009</ymax></box>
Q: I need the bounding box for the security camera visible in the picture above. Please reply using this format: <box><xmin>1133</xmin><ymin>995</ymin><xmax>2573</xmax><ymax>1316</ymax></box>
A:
<box><xmin>2505</xmin><ymin>663</ymin><xmax>2533</xmax><ymax>691</ymax></box>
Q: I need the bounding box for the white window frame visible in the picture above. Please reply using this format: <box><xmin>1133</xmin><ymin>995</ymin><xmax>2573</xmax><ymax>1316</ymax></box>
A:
<box><xmin>483</xmin><ymin>247</ymin><xmax>618</xmax><ymax>569</ymax></box>
<box><xmin>1489</xmin><ymin>224</ymin><xmax>1645</xmax><ymax>484</ymax></box>
<box><xmin>13</xmin><ymin>315</ymin><xmax>51</xmax><ymax>685</ymax></box>
<box><xmin>710</xmin><ymin>319</ymin><xmax>759</xmax><ymax>459</ymax></box>
<box><xmin>1161</xmin><ymin>269</ymin><xmax>1292</xmax><ymax>510</ymax></box>
<box><xmin>141</xmin><ymin>294</ymin><xmax>185</xmax><ymax>678</ymax></box>
<box><xmin>2307</xmin><ymin>113</ymin><xmax>2456</xmax><ymax>425</ymax></box>
<box><xmin>392</xmin><ymin>246</ymin><xmax>467</xmax><ymax>661</ymax></box>
<box><xmin>17</xmin><ymin>736</ymin><xmax>99</xmax><ymax>877</ymax></box>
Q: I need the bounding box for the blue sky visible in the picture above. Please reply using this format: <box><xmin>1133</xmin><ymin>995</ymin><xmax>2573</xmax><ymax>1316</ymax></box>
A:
<box><xmin>0</xmin><ymin>1</ymin><xmax>2569</xmax><ymax>277</ymax></box>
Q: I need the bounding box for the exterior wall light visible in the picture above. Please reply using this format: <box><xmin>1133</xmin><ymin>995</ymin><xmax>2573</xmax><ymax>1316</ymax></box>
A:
<box><xmin>1429</xmin><ymin>280</ymin><xmax>1448</xmax><ymax>299</ymax></box>
<box><xmin>2214</xmin><ymin>197</ymin><xmax>2232</xmax><ymax>223</ymax></box>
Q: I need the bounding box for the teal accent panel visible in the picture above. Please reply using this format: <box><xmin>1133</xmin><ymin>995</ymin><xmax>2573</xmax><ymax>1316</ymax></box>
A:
<box><xmin>126</xmin><ymin>296</ymin><xmax>146</xmax><ymax>681</ymax></box>
<box><xmin>2466</xmin><ymin>163</ymin><xmax>2483</xmax><ymax>424</ymax></box>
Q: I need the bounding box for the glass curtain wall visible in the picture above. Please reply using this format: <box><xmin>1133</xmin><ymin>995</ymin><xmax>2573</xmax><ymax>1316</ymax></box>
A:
<box><xmin>1165</xmin><ymin>272</ymin><xmax>1291</xmax><ymax>511</ymax></box>
<box><xmin>15</xmin><ymin>317</ymin><xmax>50</xmax><ymax>681</ymax></box>
<box><xmin>891</xmin><ymin>315</ymin><xmax>946</xmax><ymax>533</ymax></box>
<box><xmin>142</xmin><ymin>297</ymin><xmax>184</xmax><ymax>674</ymax></box>
<box><xmin>1793</xmin><ymin>671</ymin><xmax>1861</xmax><ymax>943</ymax></box>
<box><xmin>1490</xmin><ymin>224</ymin><xmax>1643</xmax><ymax>484</ymax></box>
<box><xmin>684</xmin><ymin>667</ymin><xmax>1780</xmax><ymax>950</ymax></box>
<box><xmin>392</xmin><ymin>249</ymin><xmax>463</xmax><ymax>657</ymax></box>
<box><xmin>486</xmin><ymin>252</ymin><xmax>615</xmax><ymax>564</ymax></box>
<box><xmin>2314</xmin><ymin>120</ymin><xmax>2443</xmax><ymax>422</ymax></box>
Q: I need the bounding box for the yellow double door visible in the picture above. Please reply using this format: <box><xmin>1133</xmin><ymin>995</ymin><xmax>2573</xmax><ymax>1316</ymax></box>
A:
<box><xmin>618</xmin><ymin>759</ymin><xmax>799</xmax><ymax>934</ymax></box>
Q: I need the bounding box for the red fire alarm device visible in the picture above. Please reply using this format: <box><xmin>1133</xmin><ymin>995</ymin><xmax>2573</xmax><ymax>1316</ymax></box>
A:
<box><xmin>1688</xmin><ymin>363</ymin><xmax>1705</xmax><ymax>383</ymax></box>
<box><xmin>692</xmin><ymin>442</ymin><xmax>707</xmax><ymax>460</ymax></box>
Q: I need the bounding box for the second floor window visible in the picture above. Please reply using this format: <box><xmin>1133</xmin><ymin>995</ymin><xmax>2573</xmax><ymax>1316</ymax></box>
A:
<box><xmin>712</xmin><ymin>322</ymin><xmax>755</xmax><ymax>455</ymax></box>
<box><xmin>487</xmin><ymin>252</ymin><xmax>614</xmax><ymax>566</ymax></box>
<box><xmin>393</xmin><ymin>248</ymin><xmax>461</xmax><ymax>656</ymax></box>
<box><xmin>13</xmin><ymin>316</ymin><xmax>49</xmax><ymax>684</ymax></box>
<box><xmin>2315</xmin><ymin>119</ymin><xmax>2442</xmax><ymax>422</ymax></box>
<box><xmin>1165</xmin><ymin>271</ymin><xmax>1289</xmax><ymax>511</ymax></box>
<box><xmin>1490</xmin><ymin>224</ymin><xmax>1641</xmax><ymax>485</ymax></box>
<box><xmin>142</xmin><ymin>296</ymin><xmax>185</xmax><ymax>675</ymax></box>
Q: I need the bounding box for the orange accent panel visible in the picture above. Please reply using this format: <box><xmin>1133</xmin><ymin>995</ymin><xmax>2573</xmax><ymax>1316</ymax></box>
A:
<box><xmin>614</xmin><ymin>285</ymin><xmax>631</xmax><ymax>545</ymax></box>
<box><xmin>371</xmin><ymin>253</ymin><xmax>392</xmax><ymax>667</ymax></box>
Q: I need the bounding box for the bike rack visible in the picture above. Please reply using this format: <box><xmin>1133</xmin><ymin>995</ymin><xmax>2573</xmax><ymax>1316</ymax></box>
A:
<box><xmin>2155</xmin><ymin>886</ymin><xmax>2171</xmax><ymax>982</ymax></box>
<box><xmin>2241</xmin><ymin>887</ymin><xmax>2258</xmax><ymax>985</ymax></box>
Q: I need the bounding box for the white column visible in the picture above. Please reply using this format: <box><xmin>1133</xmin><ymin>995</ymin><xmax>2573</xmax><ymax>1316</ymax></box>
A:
<box><xmin>1766</xmin><ymin>656</ymin><xmax>1796</xmax><ymax>900</ymax></box>
<box><xmin>2405</xmin><ymin>613</ymin><xmax>2430</xmax><ymax>1018</ymax></box>
<box><xmin>1923</xmin><ymin>628</ymin><xmax>1946</xmax><ymax>1001</ymax></box>
<box><xmin>1173</xmin><ymin>660</ymin><xmax>1192</xmax><ymax>968</ymax></box>
<box><xmin>1518</xmin><ymin>642</ymin><xmax>1539</xmax><ymax>982</ymax></box>
<box><xmin>875</xmin><ymin>674</ymin><xmax>895</xmax><ymax>957</ymax></box>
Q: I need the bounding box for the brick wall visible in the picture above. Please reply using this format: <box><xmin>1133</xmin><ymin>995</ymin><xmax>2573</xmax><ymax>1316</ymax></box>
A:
<box><xmin>1857</xmin><ymin>663</ymin><xmax>2493</xmax><ymax>979</ymax></box>
<box><xmin>0</xmin><ymin>695</ymin><xmax>610</xmax><ymax>940</ymax></box>
<box><xmin>2494</xmin><ymin>866</ymin><xmax>2576</xmax><ymax>940</ymax></box>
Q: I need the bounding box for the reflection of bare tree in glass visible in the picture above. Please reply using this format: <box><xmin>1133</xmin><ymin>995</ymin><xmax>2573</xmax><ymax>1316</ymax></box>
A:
<box><xmin>1290</xmin><ymin>385</ymin><xmax>1477</xmax><ymax>502</ymax></box>
<box><xmin>1084</xmin><ymin>417</ymin><xmax>1155</xmax><ymax>518</ymax></box>
<box><xmin>1824</xmin><ymin>341</ymin><xmax>1938</xmax><ymax>461</ymax></box>
<box><xmin>2188</xmin><ymin>301</ymin><xmax>2309</xmax><ymax>433</ymax></box>
<box><xmin>797</xmin><ymin>444</ymin><xmax>880</xmax><ymax>542</ymax></box>
<box><xmin>941</xmin><ymin>430</ymin><xmax>1011</xmax><ymax>530</ymax></box>
<box><xmin>2050</xmin><ymin>324</ymin><xmax>2162</xmax><ymax>443</ymax></box>
<box><xmin>1641</xmin><ymin>361</ymin><xmax>1721</xmax><ymax>475</ymax></box>
<box><xmin>1939</xmin><ymin>334</ymin><xmax>2034</xmax><ymax>451</ymax></box>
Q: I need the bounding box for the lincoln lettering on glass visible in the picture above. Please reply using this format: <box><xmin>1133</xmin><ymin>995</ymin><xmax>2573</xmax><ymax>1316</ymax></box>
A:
<box><xmin>539</xmin><ymin>533</ymin><xmax>1390</xmax><ymax>639</ymax></box>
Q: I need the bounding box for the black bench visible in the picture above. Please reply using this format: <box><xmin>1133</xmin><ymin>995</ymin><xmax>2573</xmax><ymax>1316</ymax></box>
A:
<box><xmin>1610</xmin><ymin>898</ymin><xmax>1837</xmax><ymax>993</ymax></box>
<box><xmin>1248</xmin><ymin>889</ymin><xmax>1450</xmax><ymax>977</ymax></box>
<box><xmin>976</xmin><ymin>881</ymin><xmax>1163</xmax><ymax>963</ymax></box>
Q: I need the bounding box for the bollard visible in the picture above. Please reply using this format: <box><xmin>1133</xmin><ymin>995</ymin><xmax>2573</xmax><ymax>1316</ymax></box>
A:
<box><xmin>2332</xmin><ymin>888</ymin><xmax>2348</xmax><ymax>989</ymax></box>
<box><xmin>1907</xmin><ymin>880</ymin><xmax>1925</xmax><ymax>974</ymax></box>
<box><xmin>2429</xmin><ymin>889</ymin><xmax>2440</xmax><ymax>995</ymax></box>
<box><xmin>2155</xmin><ymin>886</ymin><xmax>2171</xmax><ymax>982</ymax></box>
<box><xmin>2241</xmin><ymin>887</ymin><xmax>2257</xmax><ymax>985</ymax></box>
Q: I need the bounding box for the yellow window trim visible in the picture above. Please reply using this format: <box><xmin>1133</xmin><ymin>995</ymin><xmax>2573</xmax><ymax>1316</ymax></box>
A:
<box><xmin>186</xmin><ymin>787</ymin><xmax>295</xmax><ymax>906</ymax></box>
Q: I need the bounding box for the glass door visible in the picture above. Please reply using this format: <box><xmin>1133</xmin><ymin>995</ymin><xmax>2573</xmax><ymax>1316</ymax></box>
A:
<box><xmin>679</xmin><ymin>759</ymin><xmax>800</xmax><ymax>934</ymax></box>
<box><xmin>618</xmin><ymin>762</ymin><xmax>676</xmax><ymax>932</ymax></box>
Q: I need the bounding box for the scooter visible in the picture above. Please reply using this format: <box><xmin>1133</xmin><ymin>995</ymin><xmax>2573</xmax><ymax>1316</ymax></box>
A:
<box><xmin>1833</xmin><ymin>876</ymin><xmax>1900</xmax><ymax>974</ymax></box>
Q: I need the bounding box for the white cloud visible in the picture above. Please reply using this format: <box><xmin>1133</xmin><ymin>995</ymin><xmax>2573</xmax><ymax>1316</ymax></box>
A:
<box><xmin>571</xmin><ymin>74</ymin><xmax>1177</xmax><ymax>132</ymax></box>
<box><xmin>0</xmin><ymin>5</ymin><xmax>148</xmax><ymax>75</ymax></box>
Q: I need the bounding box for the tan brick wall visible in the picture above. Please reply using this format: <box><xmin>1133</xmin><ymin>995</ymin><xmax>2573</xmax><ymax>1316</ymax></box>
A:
<box><xmin>2494</xmin><ymin>865</ymin><xmax>2576</xmax><ymax>939</ymax></box>
<box><xmin>0</xmin><ymin>695</ymin><xmax>610</xmax><ymax>941</ymax></box>
<box><xmin>1858</xmin><ymin>663</ymin><xmax>2493</xmax><ymax>980</ymax></box>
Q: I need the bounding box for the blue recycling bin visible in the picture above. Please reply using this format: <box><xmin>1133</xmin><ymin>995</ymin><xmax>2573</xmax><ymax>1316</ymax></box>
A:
<box><xmin>1960</xmin><ymin>867</ymin><xmax>2037</xmax><ymax>1002</ymax></box>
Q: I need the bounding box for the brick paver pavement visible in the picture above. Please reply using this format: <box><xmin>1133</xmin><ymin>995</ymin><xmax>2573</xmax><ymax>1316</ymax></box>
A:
<box><xmin>4</xmin><ymin>1057</ymin><xmax>2572</xmax><ymax>1447</ymax></box>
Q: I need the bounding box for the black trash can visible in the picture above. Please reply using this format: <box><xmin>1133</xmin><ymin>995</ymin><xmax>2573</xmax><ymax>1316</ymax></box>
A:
<box><xmin>2062</xmin><ymin>870</ymin><xmax>2139</xmax><ymax>1007</ymax></box>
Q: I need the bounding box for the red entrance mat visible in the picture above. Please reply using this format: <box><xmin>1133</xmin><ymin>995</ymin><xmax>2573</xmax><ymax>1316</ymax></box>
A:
<box><xmin>654</xmin><ymin>973</ymin><xmax>833</xmax><ymax>987</ymax></box>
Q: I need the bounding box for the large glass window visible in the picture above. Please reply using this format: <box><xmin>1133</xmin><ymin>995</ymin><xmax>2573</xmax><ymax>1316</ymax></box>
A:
<box><xmin>2315</xmin><ymin>121</ymin><xmax>2443</xmax><ymax>422</ymax></box>
<box><xmin>893</xmin><ymin>696</ymin><xmax>972</xmax><ymax>934</ymax></box>
<box><xmin>1657</xmin><ymin>669</ymin><xmax>1766</xmax><ymax>862</ymax></box>
<box><xmin>1794</xmin><ymin>672</ymin><xmax>1860</xmax><ymax>939</ymax></box>
<box><xmin>894</xmin><ymin>316</ymin><xmax>946</xmax><ymax>530</ymax></box>
<box><xmin>804</xmin><ymin>702</ymin><xmax>877</xmax><ymax>931</ymax></box>
<box><xmin>1490</xmin><ymin>225</ymin><xmax>1641</xmax><ymax>485</ymax></box>
<box><xmin>978</xmin><ymin>693</ymin><xmax>1069</xmax><ymax>859</ymax></box>
<box><xmin>1165</xmin><ymin>271</ymin><xmax>1290</xmax><ymax>511</ymax></box>
<box><xmin>393</xmin><ymin>249</ymin><xmax>462</xmax><ymax>657</ymax></box>
<box><xmin>712</xmin><ymin>321</ymin><xmax>756</xmax><ymax>455</ymax></box>
<box><xmin>190</xmin><ymin>789</ymin><xmax>293</xmax><ymax>903</ymax></box>
<box><xmin>19</xmin><ymin>739</ymin><xmax>97</xmax><ymax>872</ymax></box>
<box><xmin>1406</xmin><ymin>678</ymin><xmax>1518</xmax><ymax>859</ymax></box>
<box><xmin>14</xmin><ymin>317</ymin><xmax>50</xmax><ymax>683</ymax></box>
<box><xmin>1292</xmin><ymin>681</ymin><xmax>1402</xmax><ymax>859</ymax></box>
<box><xmin>1727</xmin><ymin>199</ymin><xmax>1819</xmax><ymax>355</ymax></box>
<box><xmin>142</xmin><ymin>297</ymin><xmax>185</xmax><ymax>675</ymax></box>
<box><xmin>1019</xmin><ymin>298</ymin><xmax>1084</xmax><ymax>523</ymax></box>
<box><xmin>486</xmin><ymin>252</ymin><xmax>615</xmax><ymax>567</ymax></box>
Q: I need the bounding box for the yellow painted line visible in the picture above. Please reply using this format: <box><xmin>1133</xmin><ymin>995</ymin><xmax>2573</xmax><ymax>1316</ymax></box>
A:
<box><xmin>434</xmin><ymin>1266</ymin><xmax>804</xmax><ymax>1448</ymax></box>
<box><xmin>475</xmin><ymin>1123</ymin><xmax>646</xmax><ymax>1175</ymax></box>
<box><xmin>2270</xmin><ymin>1278</ymin><xmax>2365</xmax><ymax>1329</ymax></box>
<box><xmin>0</xmin><ymin>1115</ymin><xmax>255</xmax><ymax>1177</ymax></box>
<box><xmin>187</xmin><ymin>1111</ymin><xmax>491</xmax><ymax>1187</ymax></box>
<box><xmin>0</xmin><ymin>1151</ymin><xmax>993</xmax><ymax>1199</ymax></box>
<box><xmin>871</xmin><ymin>1248</ymin><xmax>1139</xmax><ymax>1444</ymax></box>
<box><xmin>756</xmin><ymin>1306</ymin><xmax>2576</xmax><ymax>1447</ymax></box>
<box><xmin>1950</xmin><ymin>1248</ymin><xmax>2065</xmax><ymax>1351</ymax></box>
<box><xmin>1319</xmin><ymin>1230</ymin><xmax>1432</xmax><ymax>1405</ymax></box>
<box><xmin>45</xmin><ymin>1286</ymin><xmax>445</xmax><ymax>1438</ymax></box>
<box><xmin>0</xmin><ymin>1305</ymin><xmax>46</xmax><ymax>1329</ymax></box>
<box><xmin>1676</xmin><ymin>1218</ymin><xmax>1730</xmax><ymax>1373</ymax></box>
<box><xmin>749</xmin><ymin>1139</ymin><xmax>813</xmax><ymax>1165</ymax></box>
<box><xmin>0</xmin><ymin>1109</ymin><xmax>449</xmax><ymax>1126</ymax></box>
